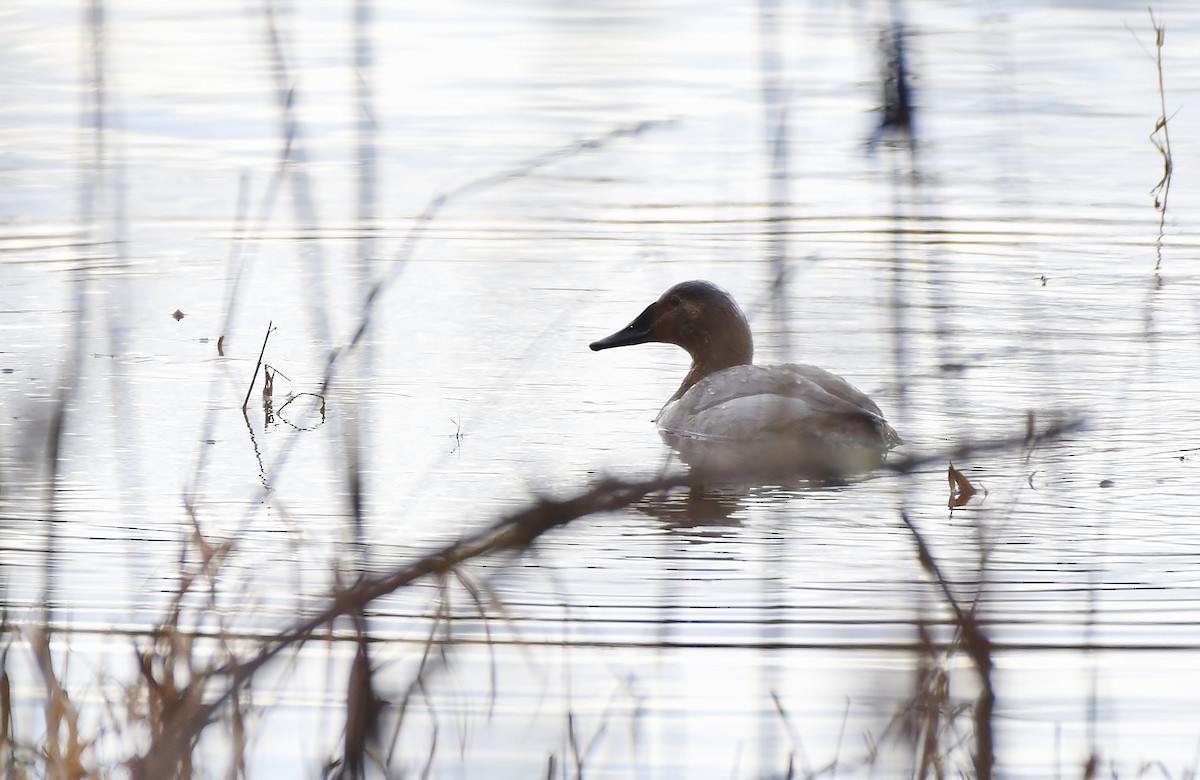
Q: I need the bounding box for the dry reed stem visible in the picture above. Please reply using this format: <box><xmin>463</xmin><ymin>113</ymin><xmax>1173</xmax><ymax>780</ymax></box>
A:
<box><xmin>241</xmin><ymin>321</ymin><xmax>274</xmax><ymax>413</ymax></box>
<box><xmin>24</xmin><ymin>626</ymin><xmax>91</xmax><ymax>779</ymax></box>
<box><xmin>1147</xmin><ymin>9</ymin><xmax>1174</xmax><ymax>278</ymax></box>
<box><xmin>1148</xmin><ymin>10</ymin><xmax>1173</xmax><ymax>210</ymax></box>
<box><xmin>770</xmin><ymin>691</ymin><xmax>813</xmax><ymax>777</ymax></box>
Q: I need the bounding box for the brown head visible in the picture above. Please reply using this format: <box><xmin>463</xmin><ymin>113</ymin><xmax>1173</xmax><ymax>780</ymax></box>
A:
<box><xmin>590</xmin><ymin>280</ymin><xmax>754</xmax><ymax>400</ymax></box>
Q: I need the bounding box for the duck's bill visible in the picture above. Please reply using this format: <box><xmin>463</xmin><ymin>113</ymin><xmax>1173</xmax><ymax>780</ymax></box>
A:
<box><xmin>589</xmin><ymin>308</ymin><xmax>657</xmax><ymax>351</ymax></box>
<box><xmin>589</xmin><ymin>327</ymin><xmax>651</xmax><ymax>350</ymax></box>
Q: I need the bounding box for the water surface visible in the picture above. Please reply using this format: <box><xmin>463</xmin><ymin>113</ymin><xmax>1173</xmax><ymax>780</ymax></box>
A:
<box><xmin>2</xmin><ymin>0</ymin><xmax>1200</xmax><ymax>777</ymax></box>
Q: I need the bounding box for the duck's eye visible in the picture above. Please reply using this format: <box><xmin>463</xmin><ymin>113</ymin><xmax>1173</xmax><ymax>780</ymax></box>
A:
<box><xmin>669</xmin><ymin>295</ymin><xmax>682</xmax><ymax>307</ymax></box>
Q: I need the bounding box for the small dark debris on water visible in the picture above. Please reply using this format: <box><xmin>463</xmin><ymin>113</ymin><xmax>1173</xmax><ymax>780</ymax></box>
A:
<box><xmin>217</xmin><ymin>335</ymin><xmax>225</xmax><ymax>356</ymax></box>
<box><xmin>1039</xmin><ymin>275</ymin><xmax>1048</xmax><ymax>286</ymax></box>
<box><xmin>1099</xmin><ymin>479</ymin><xmax>1115</xmax><ymax>488</ymax></box>
<box><xmin>172</xmin><ymin>309</ymin><xmax>185</xmax><ymax>321</ymax></box>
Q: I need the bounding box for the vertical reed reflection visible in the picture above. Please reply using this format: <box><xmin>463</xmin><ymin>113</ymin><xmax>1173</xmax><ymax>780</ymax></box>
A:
<box><xmin>260</xmin><ymin>0</ymin><xmax>332</xmax><ymax>349</ymax></box>
<box><xmin>44</xmin><ymin>0</ymin><xmax>111</xmax><ymax>616</ymax></box>
<box><xmin>756</xmin><ymin>0</ymin><xmax>790</xmax><ymax>773</ymax></box>
<box><xmin>348</xmin><ymin>0</ymin><xmax>376</xmax><ymax>557</ymax></box>
<box><xmin>342</xmin><ymin>5</ymin><xmax>379</xmax><ymax>772</ymax></box>
<box><xmin>876</xmin><ymin>9</ymin><xmax>998</xmax><ymax>774</ymax></box>
<box><xmin>757</xmin><ymin>0</ymin><xmax>792</xmax><ymax>335</ymax></box>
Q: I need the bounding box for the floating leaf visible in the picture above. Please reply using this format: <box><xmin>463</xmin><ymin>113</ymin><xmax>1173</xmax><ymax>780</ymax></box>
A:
<box><xmin>948</xmin><ymin>461</ymin><xmax>977</xmax><ymax>508</ymax></box>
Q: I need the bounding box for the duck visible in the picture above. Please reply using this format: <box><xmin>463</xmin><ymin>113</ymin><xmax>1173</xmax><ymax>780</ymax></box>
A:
<box><xmin>589</xmin><ymin>280</ymin><xmax>900</xmax><ymax>479</ymax></box>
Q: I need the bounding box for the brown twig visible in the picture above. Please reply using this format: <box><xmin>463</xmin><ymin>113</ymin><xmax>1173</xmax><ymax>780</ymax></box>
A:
<box><xmin>1148</xmin><ymin>9</ymin><xmax>1173</xmax><ymax>211</ymax></box>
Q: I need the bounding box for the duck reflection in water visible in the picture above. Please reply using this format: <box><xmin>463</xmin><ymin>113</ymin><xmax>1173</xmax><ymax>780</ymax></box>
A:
<box><xmin>590</xmin><ymin>280</ymin><xmax>900</xmax><ymax>482</ymax></box>
<box><xmin>635</xmin><ymin>484</ymin><xmax>745</xmax><ymax>532</ymax></box>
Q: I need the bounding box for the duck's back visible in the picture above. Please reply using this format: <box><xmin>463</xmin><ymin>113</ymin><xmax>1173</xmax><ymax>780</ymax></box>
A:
<box><xmin>655</xmin><ymin>364</ymin><xmax>899</xmax><ymax>478</ymax></box>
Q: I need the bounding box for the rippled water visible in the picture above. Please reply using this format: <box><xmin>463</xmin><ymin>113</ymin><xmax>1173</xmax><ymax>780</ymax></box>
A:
<box><xmin>3</xmin><ymin>0</ymin><xmax>1200</xmax><ymax>777</ymax></box>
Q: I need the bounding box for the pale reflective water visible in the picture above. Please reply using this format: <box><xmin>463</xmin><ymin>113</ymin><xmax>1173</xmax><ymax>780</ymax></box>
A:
<box><xmin>3</xmin><ymin>0</ymin><xmax>1200</xmax><ymax>777</ymax></box>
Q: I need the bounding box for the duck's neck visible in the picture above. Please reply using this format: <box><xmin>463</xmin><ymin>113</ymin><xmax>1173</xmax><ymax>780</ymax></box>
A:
<box><xmin>671</xmin><ymin>331</ymin><xmax>753</xmax><ymax>402</ymax></box>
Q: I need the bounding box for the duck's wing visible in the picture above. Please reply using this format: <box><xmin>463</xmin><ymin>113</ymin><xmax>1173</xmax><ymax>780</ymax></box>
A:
<box><xmin>781</xmin><ymin>363</ymin><xmax>886</xmax><ymax>418</ymax></box>
<box><xmin>778</xmin><ymin>364</ymin><xmax>902</xmax><ymax>448</ymax></box>
<box><xmin>668</xmin><ymin>364</ymin><xmax>884</xmax><ymax>420</ymax></box>
<box><xmin>659</xmin><ymin>364</ymin><xmax>900</xmax><ymax>448</ymax></box>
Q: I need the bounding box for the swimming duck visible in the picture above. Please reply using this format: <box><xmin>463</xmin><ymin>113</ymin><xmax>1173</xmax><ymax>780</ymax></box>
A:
<box><xmin>589</xmin><ymin>280</ymin><xmax>900</xmax><ymax>479</ymax></box>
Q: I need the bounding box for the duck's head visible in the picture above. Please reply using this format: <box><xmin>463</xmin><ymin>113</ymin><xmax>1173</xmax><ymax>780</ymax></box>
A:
<box><xmin>590</xmin><ymin>280</ymin><xmax>754</xmax><ymax>380</ymax></box>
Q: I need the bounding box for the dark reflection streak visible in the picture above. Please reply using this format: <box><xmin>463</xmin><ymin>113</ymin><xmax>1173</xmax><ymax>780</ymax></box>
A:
<box><xmin>756</xmin><ymin>0</ymin><xmax>790</xmax><ymax>775</ymax></box>
<box><xmin>879</xmin><ymin>18</ymin><xmax>922</xmax><ymax>775</ymax></box>
<box><xmin>349</xmin><ymin>0</ymin><xmax>376</xmax><ymax>566</ymax></box>
<box><xmin>42</xmin><ymin>0</ymin><xmax>107</xmax><ymax>618</ymax></box>
<box><xmin>344</xmin><ymin>4</ymin><xmax>377</xmax><ymax>771</ymax></box>
<box><xmin>881</xmin><ymin>31</ymin><xmax>913</xmax><ymax>444</ymax></box>
<box><xmin>876</xmin><ymin>9</ymin><xmax>997</xmax><ymax>777</ymax></box>
<box><xmin>355</xmin><ymin>0</ymin><xmax>377</xmax><ymax>290</ymax></box>
<box><xmin>886</xmin><ymin>23</ymin><xmax>989</xmax><ymax>753</ymax></box>
<box><xmin>100</xmin><ymin>1</ymin><xmax>137</xmax><ymax>583</ymax></box>
<box><xmin>875</xmin><ymin>32</ymin><xmax>929</xmax><ymax>778</ymax></box>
